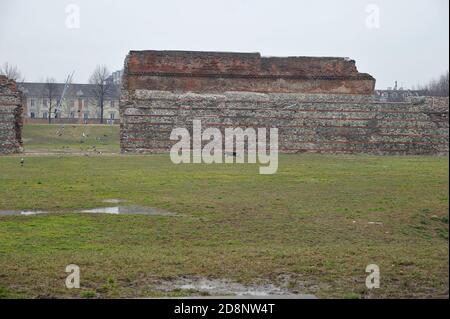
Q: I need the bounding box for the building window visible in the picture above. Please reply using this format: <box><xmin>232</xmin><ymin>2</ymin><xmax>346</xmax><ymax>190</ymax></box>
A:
<box><xmin>43</xmin><ymin>99</ymin><xmax>48</xmax><ymax>107</ymax></box>
<box><xmin>70</xmin><ymin>99</ymin><xmax>75</xmax><ymax>108</ymax></box>
<box><xmin>83</xmin><ymin>112</ymin><xmax>89</xmax><ymax>119</ymax></box>
<box><xmin>111</xmin><ymin>100</ymin><xmax>115</xmax><ymax>108</ymax></box>
<box><xmin>70</xmin><ymin>112</ymin><xmax>75</xmax><ymax>118</ymax></box>
<box><xmin>42</xmin><ymin>112</ymin><xmax>48</xmax><ymax>119</ymax></box>
<box><xmin>78</xmin><ymin>98</ymin><xmax>83</xmax><ymax>109</ymax></box>
<box><xmin>30</xmin><ymin>99</ymin><xmax>35</xmax><ymax>108</ymax></box>
<box><xmin>110</xmin><ymin>113</ymin><xmax>115</xmax><ymax>120</ymax></box>
<box><xmin>30</xmin><ymin>112</ymin><xmax>35</xmax><ymax>118</ymax></box>
<box><xmin>55</xmin><ymin>111</ymin><xmax>61</xmax><ymax>119</ymax></box>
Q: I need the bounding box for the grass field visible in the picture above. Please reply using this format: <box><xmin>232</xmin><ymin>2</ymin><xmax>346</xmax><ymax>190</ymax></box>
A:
<box><xmin>22</xmin><ymin>124</ymin><xmax>120</xmax><ymax>154</ymax></box>
<box><xmin>0</xmin><ymin>124</ymin><xmax>448</xmax><ymax>298</ymax></box>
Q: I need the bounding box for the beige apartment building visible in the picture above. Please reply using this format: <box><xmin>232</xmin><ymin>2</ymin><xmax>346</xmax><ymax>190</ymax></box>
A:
<box><xmin>18</xmin><ymin>82</ymin><xmax>120</xmax><ymax>124</ymax></box>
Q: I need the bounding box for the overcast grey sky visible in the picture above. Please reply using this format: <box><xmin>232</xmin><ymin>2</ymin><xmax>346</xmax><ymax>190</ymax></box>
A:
<box><xmin>0</xmin><ymin>0</ymin><xmax>448</xmax><ymax>89</ymax></box>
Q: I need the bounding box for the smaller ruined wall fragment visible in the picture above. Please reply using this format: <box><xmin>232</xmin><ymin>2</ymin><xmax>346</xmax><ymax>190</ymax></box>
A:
<box><xmin>0</xmin><ymin>75</ymin><xmax>23</xmax><ymax>154</ymax></box>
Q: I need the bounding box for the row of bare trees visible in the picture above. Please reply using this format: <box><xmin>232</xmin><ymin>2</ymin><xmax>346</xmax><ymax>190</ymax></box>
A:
<box><xmin>415</xmin><ymin>71</ymin><xmax>449</xmax><ymax>97</ymax></box>
<box><xmin>0</xmin><ymin>63</ymin><xmax>114</xmax><ymax>124</ymax></box>
<box><xmin>44</xmin><ymin>77</ymin><xmax>58</xmax><ymax>124</ymax></box>
<box><xmin>89</xmin><ymin>65</ymin><xmax>114</xmax><ymax>124</ymax></box>
<box><xmin>0</xmin><ymin>62</ymin><xmax>24</xmax><ymax>82</ymax></box>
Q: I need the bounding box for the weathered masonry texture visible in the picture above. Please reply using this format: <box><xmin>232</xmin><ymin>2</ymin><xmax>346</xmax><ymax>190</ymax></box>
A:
<box><xmin>0</xmin><ymin>76</ymin><xmax>23</xmax><ymax>155</ymax></box>
<box><xmin>125</xmin><ymin>50</ymin><xmax>375</xmax><ymax>94</ymax></box>
<box><xmin>120</xmin><ymin>50</ymin><xmax>449</xmax><ymax>155</ymax></box>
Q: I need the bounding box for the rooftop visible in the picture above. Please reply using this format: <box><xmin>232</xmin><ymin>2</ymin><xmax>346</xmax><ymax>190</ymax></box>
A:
<box><xmin>18</xmin><ymin>82</ymin><xmax>120</xmax><ymax>98</ymax></box>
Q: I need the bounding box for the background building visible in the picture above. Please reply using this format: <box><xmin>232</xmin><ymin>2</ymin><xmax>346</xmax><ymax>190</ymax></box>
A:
<box><xmin>107</xmin><ymin>70</ymin><xmax>123</xmax><ymax>85</ymax></box>
<box><xmin>374</xmin><ymin>88</ymin><xmax>423</xmax><ymax>102</ymax></box>
<box><xmin>18</xmin><ymin>82</ymin><xmax>120</xmax><ymax>124</ymax></box>
<box><xmin>374</xmin><ymin>80</ymin><xmax>422</xmax><ymax>102</ymax></box>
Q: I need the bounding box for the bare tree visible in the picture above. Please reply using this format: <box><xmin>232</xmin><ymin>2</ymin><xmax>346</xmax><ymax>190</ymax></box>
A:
<box><xmin>44</xmin><ymin>77</ymin><xmax>58</xmax><ymax>124</ymax></box>
<box><xmin>416</xmin><ymin>71</ymin><xmax>449</xmax><ymax>97</ymax></box>
<box><xmin>0</xmin><ymin>62</ymin><xmax>24</xmax><ymax>82</ymax></box>
<box><xmin>89</xmin><ymin>65</ymin><xmax>112</xmax><ymax>124</ymax></box>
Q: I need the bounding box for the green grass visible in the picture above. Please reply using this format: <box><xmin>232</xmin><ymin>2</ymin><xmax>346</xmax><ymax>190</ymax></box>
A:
<box><xmin>0</xmin><ymin>125</ymin><xmax>448</xmax><ymax>298</ymax></box>
<box><xmin>22</xmin><ymin>124</ymin><xmax>119</xmax><ymax>153</ymax></box>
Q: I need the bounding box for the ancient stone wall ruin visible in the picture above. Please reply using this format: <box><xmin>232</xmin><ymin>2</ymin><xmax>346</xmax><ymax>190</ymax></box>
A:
<box><xmin>0</xmin><ymin>76</ymin><xmax>23</xmax><ymax>154</ymax></box>
<box><xmin>120</xmin><ymin>50</ymin><xmax>449</xmax><ymax>155</ymax></box>
<box><xmin>125</xmin><ymin>50</ymin><xmax>375</xmax><ymax>94</ymax></box>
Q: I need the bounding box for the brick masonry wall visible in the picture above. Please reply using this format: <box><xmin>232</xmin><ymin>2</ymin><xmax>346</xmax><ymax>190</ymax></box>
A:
<box><xmin>125</xmin><ymin>50</ymin><xmax>375</xmax><ymax>94</ymax></box>
<box><xmin>120</xmin><ymin>90</ymin><xmax>449</xmax><ymax>155</ymax></box>
<box><xmin>0</xmin><ymin>76</ymin><xmax>23</xmax><ymax>154</ymax></box>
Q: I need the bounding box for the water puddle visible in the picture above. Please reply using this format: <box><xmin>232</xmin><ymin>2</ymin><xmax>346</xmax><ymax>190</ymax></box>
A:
<box><xmin>0</xmin><ymin>206</ymin><xmax>177</xmax><ymax>217</ymax></box>
<box><xmin>80</xmin><ymin>206</ymin><xmax>178</xmax><ymax>216</ymax></box>
<box><xmin>155</xmin><ymin>276</ymin><xmax>316</xmax><ymax>298</ymax></box>
<box><xmin>102</xmin><ymin>199</ymin><xmax>125</xmax><ymax>204</ymax></box>
<box><xmin>368</xmin><ymin>221</ymin><xmax>383</xmax><ymax>225</ymax></box>
<box><xmin>0</xmin><ymin>210</ymin><xmax>48</xmax><ymax>216</ymax></box>
<box><xmin>21</xmin><ymin>211</ymin><xmax>47</xmax><ymax>216</ymax></box>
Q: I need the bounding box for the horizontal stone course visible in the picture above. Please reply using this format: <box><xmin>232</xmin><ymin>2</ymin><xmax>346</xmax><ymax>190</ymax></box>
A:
<box><xmin>120</xmin><ymin>90</ymin><xmax>448</xmax><ymax>155</ymax></box>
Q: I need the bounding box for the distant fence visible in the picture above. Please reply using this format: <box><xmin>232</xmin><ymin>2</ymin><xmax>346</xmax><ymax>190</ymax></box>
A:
<box><xmin>24</xmin><ymin>118</ymin><xmax>119</xmax><ymax>125</ymax></box>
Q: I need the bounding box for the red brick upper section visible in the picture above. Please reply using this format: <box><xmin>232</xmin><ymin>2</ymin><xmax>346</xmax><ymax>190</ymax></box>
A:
<box><xmin>124</xmin><ymin>50</ymin><xmax>376</xmax><ymax>94</ymax></box>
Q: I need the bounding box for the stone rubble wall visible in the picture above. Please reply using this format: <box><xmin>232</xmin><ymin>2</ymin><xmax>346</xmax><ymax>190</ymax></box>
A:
<box><xmin>0</xmin><ymin>75</ymin><xmax>23</xmax><ymax>155</ymax></box>
<box><xmin>120</xmin><ymin>90</ymin><xmax>449</xmax><ymax>155</ymax></box>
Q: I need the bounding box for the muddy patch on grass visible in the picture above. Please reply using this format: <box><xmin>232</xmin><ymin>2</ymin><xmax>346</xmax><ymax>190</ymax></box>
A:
<box><xmin>154</xmin><ymin>276</ymin><xmax>317</xmax><ymax>298</ymax></box>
